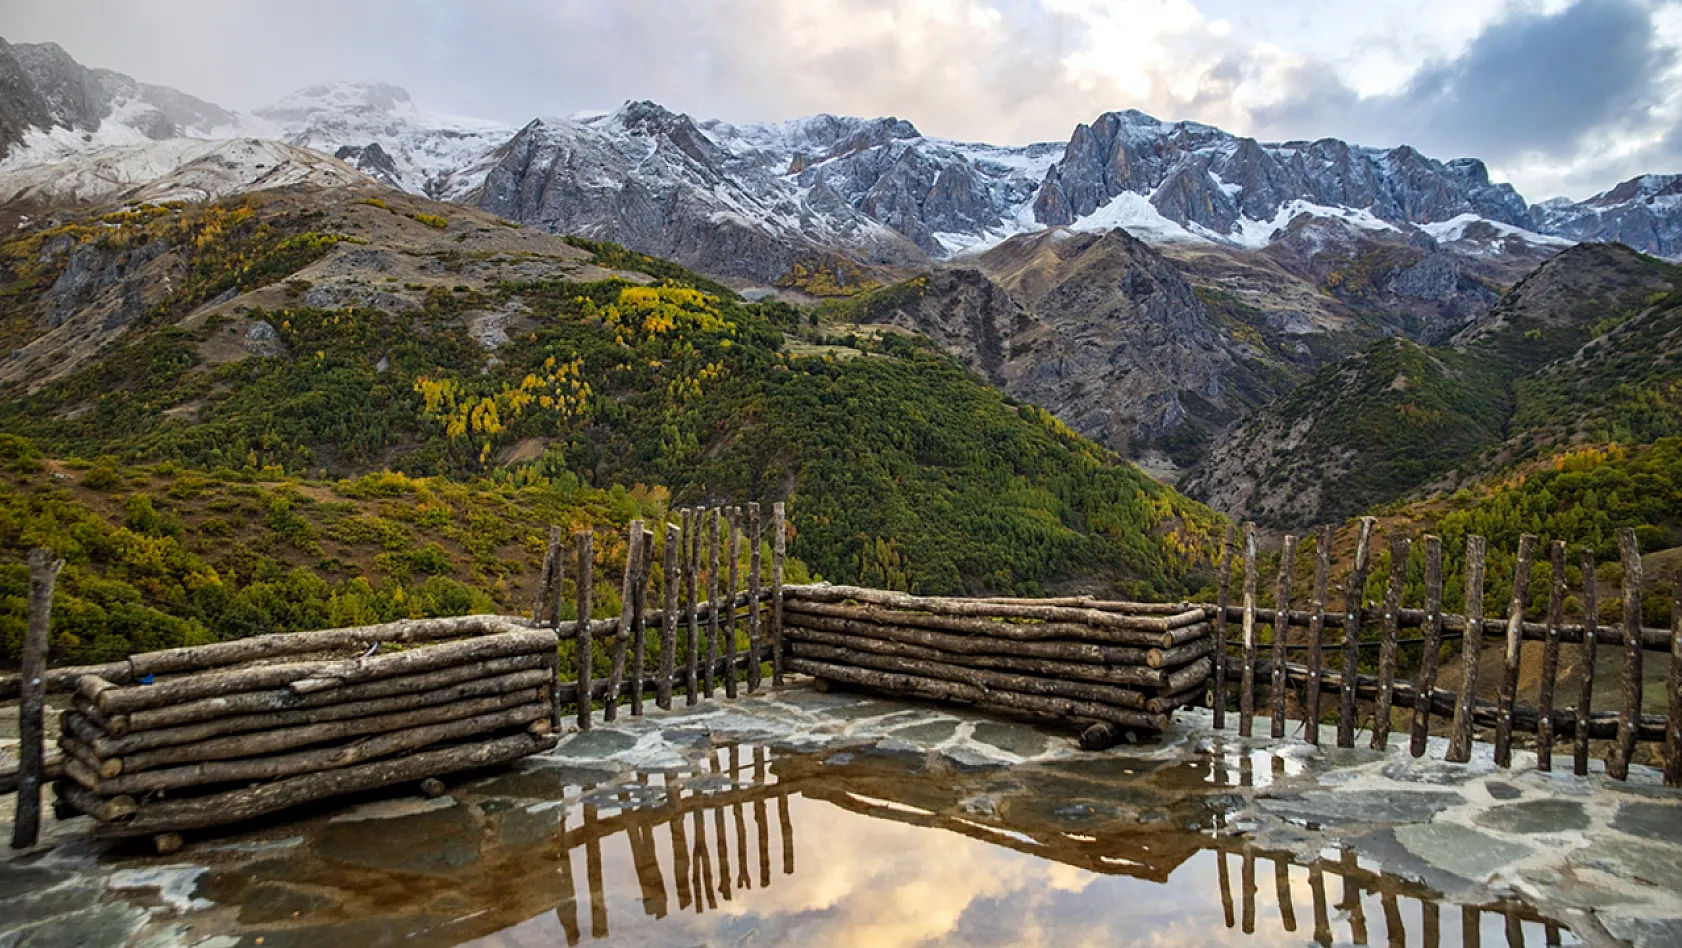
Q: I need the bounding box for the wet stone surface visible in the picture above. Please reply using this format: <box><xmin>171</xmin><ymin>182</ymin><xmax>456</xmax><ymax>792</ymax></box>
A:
<box><xmin>0</xmin><ymin>684</ymin><xmax>1678</xmax><ymax>946</ymax></box>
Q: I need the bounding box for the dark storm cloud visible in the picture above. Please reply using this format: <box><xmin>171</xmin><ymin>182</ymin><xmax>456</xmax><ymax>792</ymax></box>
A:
<box><xmin>1256</xmin><ymin>0</ymin><xmax>1677</xmax><ymax>163</ymax></box>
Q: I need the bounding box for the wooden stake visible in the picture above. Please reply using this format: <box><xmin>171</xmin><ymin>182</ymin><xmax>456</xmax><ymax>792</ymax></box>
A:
<box><xmin>1304</xmin><ymin>525</ymin><xmax>1332</xmax><ymax>746</ymax></box>
<box><xmin>1372</xmin><ymin>534</ymin><xmax>1410</xmax><ymax>750</ymax></box>
<box><xmin>576</xmin><ymin>530</ymin><xmax>595</xmax><ymax>731</ymax></box>
<box><xmin>724</xmin><ymin>509</ymin><xmax>741</xmax><ymax>699</ymax></box>
<box><xmin>533</xmin><ymin>526</ymin><xmax>562</xmax><ymax>627</ymax></box>
<box><xmin>1611</xmin><ymin>528</ymin><xmax>1644</xmax><ymax>780</ymax></box>
<box><xmin>12</xmin><ymin>549</ymin><xmax>61</xmax><ymax>849</ymax></box>
<box><xmin>1665</xmin><ymin>569</ymin><xmax>1681</xmax><ymax>787</ymax></box>
<box><xmin>771</xmin><ymin>502</ymin><xmax>786</xmax><ymax>687</ymax></box>
<box><xmin>1411</xmin><ymin>535</ymin><xmax>1445</xmax><ymax>758</ymax></box>
<box><xmin>1494</xmin><ymin>534</ymin><xmax>1537</xmax><ymax>768</ymax></box>
<box><xmin>630</xmin><ymin>525</ymin><xmax>654</xmax><ymax>717</ymax></box>
<box><xmin>1270</xmin><ymin>535</ymin><xmax>1297</xmax><ymax>739</ymax></box>
<box><xmin>707</xmin><ymin>509</ymin><xmax>722</xmax><ymax>698</ymax></box>
<box><xmin>1537</xmin><ymin>540</ymin><xmax>1566</xmax><ymax>771</ymax></box>
<box><xmin>1338</xmin><ymin>517</ymin><xmax>1375</xmax><ymax>748</ymax></box>
<box><xmin>685</xmin><ymin>509</ymin><xmax>701</xmax><ymax>705</ymax></box>
<box><xmin>746</xmin><ymin>503</ymin><xmax>763</xmax><ymax>693</ymax></box>
<box><xmin>604</xmin><ymin>521</ymin><xmax>644</xmax><ymax>723</ymax></box>
<box><xmin>659</xmin><ymin>522</ymin><xmax>682</xmax><ymax>710</ymax></box>
<box><xmin>1446</xmin><ymin>534</ymin><xmax>1488</xmax><ymax>763</ymax></box>
<box><xmin>1239</xmin><ymin>524</ymin><xmax>1259</xmax><ymax>737</ymax></box>
<box><xmin>1213</xmin><ymin>523</ymin><xmax>1235</xmax><ymax>729</ymax></box>
<box><xmin>1574</xmin><ymin>548</ymin><xmax>1599</xmax><ymax>776</ymax></box>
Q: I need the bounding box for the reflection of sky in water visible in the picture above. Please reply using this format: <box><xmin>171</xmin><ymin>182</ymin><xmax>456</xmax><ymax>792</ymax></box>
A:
<box><xmin>467</xmin><ymin>786</ymin><xmax>1578</xmax><ymax>948</ymax></box>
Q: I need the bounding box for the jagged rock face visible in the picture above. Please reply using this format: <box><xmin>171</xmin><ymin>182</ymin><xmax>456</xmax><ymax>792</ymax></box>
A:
<box><xmin>469</xmin><ymin>104</ymin><xmax>931</xmax><ymax>283</ymax></box>
<box><xmin>1532</xmin><ymin>175</ymin><xmax>1682</xmax><ymax>260</ymax></box>
<box><xmin>0</xmin><ymin>38</ymin><xmax>233</xmax><ymax>161</ymax></box>
<box><xmin>1032</xmin><ymin>110</ymin><xmax>1530</xmax><ymax>240</ymax></box>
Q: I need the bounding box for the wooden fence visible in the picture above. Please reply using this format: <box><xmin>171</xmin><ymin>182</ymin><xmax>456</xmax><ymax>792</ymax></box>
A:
<box><xmin>1205</xmin><ymin>520</ymin><xmax>1682</xmax><ymax>785</ymax></box>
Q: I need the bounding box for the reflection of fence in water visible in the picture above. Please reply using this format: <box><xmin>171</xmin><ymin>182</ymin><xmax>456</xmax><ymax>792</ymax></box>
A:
<box><xmin>552</xmin><ymin>744</ymin><xmax>794</xmax><ymax>945</ymax></box>
<box><xmin>1215</xmin><ymin>848</ymin><xmax>1569</xmax><ymax>948</ymax></box>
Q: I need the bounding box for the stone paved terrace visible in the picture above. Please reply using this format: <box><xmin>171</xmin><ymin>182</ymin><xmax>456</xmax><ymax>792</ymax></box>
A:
<box><xmin>2</xmin><ymin>681</ymin><xmax>1681</xmax><ymax>947</ymax></box>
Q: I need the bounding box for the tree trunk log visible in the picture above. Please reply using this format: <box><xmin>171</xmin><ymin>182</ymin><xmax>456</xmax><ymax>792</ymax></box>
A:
<box><xmin>53</xmin><ymin>779</ymin><xmax>137</xmax><ymax>822</ymax></box>
<box><xmin>786</xmin><ymin>584</ymin><xmax>1206</xmax><ymax>632</ymax></box>
<box><xmin>88</xmin><ymin>701</ymin><xmax>546</xmax><ymax>796</ymax></box>
<box><xmin>1337</xmin><ymin>517</ymin><xmax>1375</xmax><ymax>748</ymax></box>
<box><xmin>787</xmin><ymin>640</ymin><xmax>1156</xmax><ymax>710</ymax></box>
<box><xmin>746</xmin><ymin>502</ymin><xmax>763</xmax><ymax>693</ymax></box>
<box><xmin>658</xmin><ymin>521</ymin><xmax>681</xmax><ymax>711</ymax></box>
<box><xmin>783</xmin><ymin>608</ymin><xmax>1204</xmax><ymax>667</ymax></box>
<box><xmin>575</xmin><ymin>529</ymin><xmax>594</xmax><ymax>731</ymax></box>
<box><xmin>1494</xmin><ymin>534</ymin><xmax>1538</xmax><ymax>767</ymax></box>
<box><xmin>1611</xmin><ymin>528</ymin><xmax>1645</xmax><ymax>780</ymax></box>
<box><xmin>771</xmin><ymin>502</ymin><xmax>786</xmax><ymax>687</ymax></box>
<box><xmin>12</xmin><ymin>548</ymin><xmax>61</xmax><ymax>849</ymax></box>
<box><xmin>85</xmin><ymin>667</ymin><xmax>550</xmax><ymax>759</ymax></box>
<box><xmin>783</xmin><ymin>598</ymin><xmax>1195</xmax><ymax>648</ymax></box>
<box><xmin>1371</xmin><ymin>535</ymin><xmax>1410</xmax><ymax>750</ymax></box>
<box><xmin>604</xmin><ymin>520</ymin><xmax>643</xmax><ymax>724</ymax></box>
<box><xmin>785</xmin><ymin>656</ymin><xmax>1171</xmax><ymax>730</ymax></box>
<box><xmin>95</xmin><ymin>731</ymin><xmax>557</xmax><ymax>837</ymax></box>
<box><xmin>115</xmin><ymin>653</ymin><xmax>546</xmax><ymax>734</ymax></box>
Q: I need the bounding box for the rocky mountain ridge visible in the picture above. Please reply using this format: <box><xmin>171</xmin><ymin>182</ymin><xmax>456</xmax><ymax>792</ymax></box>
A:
<box><xmin>2</xmin><ymin>38</ymin><xmax>1678</xmax><ymax>284</ymax></box>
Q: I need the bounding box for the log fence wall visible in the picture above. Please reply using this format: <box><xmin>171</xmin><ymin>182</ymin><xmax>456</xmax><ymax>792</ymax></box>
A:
<box><xmin>1206</xmin><ymin>520</ymin><xmax>1682</xmax><ymax>785</ymax></box>
<box><xmin>6</xmin><ymin>506</ymin><xmax>1682</xmax><ymax>851</ymax></box>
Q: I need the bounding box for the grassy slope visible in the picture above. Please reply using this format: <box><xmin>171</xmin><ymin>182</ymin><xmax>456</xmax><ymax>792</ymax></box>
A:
<box><xmin>0</xmin><ymin>192</ymin><xmax>1224</xmax><ymax>659</ymax></box>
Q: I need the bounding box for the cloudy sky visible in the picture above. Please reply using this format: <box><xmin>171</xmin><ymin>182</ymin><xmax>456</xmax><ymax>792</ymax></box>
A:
<box><xmin>8</xmin><ymin>0</ymin><xmax>1681</xmax><ymax>200</ymax></box>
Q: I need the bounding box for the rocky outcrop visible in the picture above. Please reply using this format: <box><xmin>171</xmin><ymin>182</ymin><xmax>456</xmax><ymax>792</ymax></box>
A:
<box><xmin>1530</xmin><ymin>175</ymin><xmax>1682</xmax><ymax>260</ymax></box>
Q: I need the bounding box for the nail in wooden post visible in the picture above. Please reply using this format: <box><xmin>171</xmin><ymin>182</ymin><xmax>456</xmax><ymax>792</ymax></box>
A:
<box><xmin>1410</xmin><ymin>536</ymin><xmax>1445</xmax><ymax>757</ymax></box>
<box><xmin>746</xmin><ymin>503</ymin><xmax>763</xmax><ymax>693</ymax></box>
<box><xmin>771</xmin><ymin>502</ymin><xmax>786</xmax><ymax>687</ymax></box>
<box><xmin>1239</xmin><ymin>524</ymin><xmax>1259</xmax><ymax>737</ymax></box>
<box><xmin>604</xmin><ymin>521</ymin><xmax>642</xmax><ymax>723</ymax></box>
<box><xmin>1271</xmin><ymin>535</ymin><xmax>1298</xmax><ymax>739</ymax></box>
<box><xmin>12</xmin><ymin>549</ymin><xmax>62</xmax><ymax>850</ymax></box>
<box><xmin>658</xmin><ymin>522</ymin><xmax>681</xmax><ymax>711</ymax></box>
<box><xmin>1537</xmin><ymin>540</ymin><xmax>1567</xmax><ymax>771</ymax></box>
<box><xmin>1574</xmin><ymin>548</ymin><xmax>1599</xmax><ymax>776</ymax></box>
<box><xmin>685</xmin><ymin>509</ymin><xmax>701</xmax><ymax>705</ymax></box>
<box><xmin>1213</xmin><ymin>523</ymin><xmax>1235</xmax><ymax>729</ymax></box>
<box><xmin>1611</xmin><ymin>528</ymin><xmax>1644</xmax><ymax>780</ymax></box>
<box><xmin>1447</xmin><ymin>534</ymin><xmax>1488</xmax><ymax>763</ymax></box>
<box><xmin>706</xmin><ymin>509</ymin><xmax>722</xmax><ymax>698</ymax></box>
<box><xmin>1666</xmin><ymin>569</ymin><xmax>1682</xmax><ymax>787</ymax></box>
<box><xmin>724</xmin><ymin>509</ymin><xmax>741</xmax><ymax>699</ymax></box>
<box><xmin>1372</xmin><ymin>534</ymin><xmax>1410</xmax><ymax>750</ymax></box>
<box><xmin>630</xmin><ymin>525</ymin><xmax>654</xmax><ymax>717</ymax></box>
<box><xmin>1304</xmin><ymin>525</ymin><xmax>1333</xmax><ymax>746</ymax></box>
<box><xmin>575</xmin><ymin>530</ymin><xmax>594</xmax><ymax>731</ymax></box>
<box><xmin>1338</xmin><ymin>517</ymin><xmax>1376</xmax><ymax>748</ymax></box>
<box><xmin>1494</xmin><ymin>534</ymin><xmax>1538</xmax><ymax>768</ymax></box>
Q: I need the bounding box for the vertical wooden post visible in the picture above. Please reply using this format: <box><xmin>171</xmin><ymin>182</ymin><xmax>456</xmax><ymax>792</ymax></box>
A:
<box><xmin>670</xmin><ymin>795</ymin><xmax>693</xmax><ymax>911</ymax></box>
<box><xmin>532</xmin><ymin>526</ymin><xmax>562</xmax><ymax>627</ymax></box>
<box><xmin>1537</xmin><ymin>540</ymin><xmax>1567</xmax><ymax>771</ymax></box>
<box><xmin>1494</xmin><ymin>534</ymin><xmax>1538</xmax><ymax>768</ymax></box>
<box><xmin>658</xmin><ymin>522</ymin><xmax>681</xmax><ymax>710</ymax></box>
<box><xmin>1338</xmin><ymin>517</ymin><xmax>1376</xmax><ymax>748</ymax></box>
<box><xmin>1423</xmin><ymin>901</ymin><xmax>1440</xmax><ymax>948</ymax></box>
<box><xmin>1382</xmin><ymin>892</ymin><xmax>1405</xmax><ymax>948</ymax></box>
<box><xmin>1372</xmin><ymin>534</ymin><xmax>1410</xmax><ymax>750</ymax></box>
<box><xmin>1304</xmin><ymin>524</ymin><xmax>1333</xmax><ymax>746</ymax></box>
<box><xmin>630</xmin><ymin>525</ymin><xmax>654</xmax><ymax>717</ymax></box>
<box><xmin>1339</xmin><ymin>852</ymin><xmax>1367</xmax><ymax>945</ymax></box>
<box><xmin>1611</xmin><ymin>528</ymin><xmax>1644</xmax><ymax>780</ymax></box>
<box><xmin>1218</xmin><ymin>851</ymin><xmax>1235</xmax><ymax>928</ymax></box>
<box><xmin>746</xmin><ymin>503</ymin><xmax>763</xmax><ymax>693</ymax></box>
<box><xmin>771</xmin><ymin>502</ymin><xmax>786</xmax><ymax>687</ymax></box>
<box><xmin>1271</xmin><ymin>535</ymin><xmax>1298</xmax><ymax>739</ymax></box>
<box><xmin>1241</xmin><ymin>851</ymin><xmax>1257</xmax><ymax>934</ymax></box>
<box><xmin>1666</xmin><ymin>570</ymin><xmax>1682</xmax><ymax>787</ymax></box>
<box><xmin>1239</xmin><ymin>524</ymin><xmax>1258</xmax><ymax>737</ymax></box>
<box><xmin>1309</xmin><ymin>863</ymin><xmax>1330</xmax><ymax>946</ymax></box>
<box><xmin>1213</xmin><ymin>523</ymin><xmax>1235</xmax><ymax>729</ymax></box>
<box><xmin>1411</xmin><ymin>536</ymin><xmax>1445</xmax><ymax>757</ymax></box>
<box><xmin>706</xmin><ymin>509</ymin><xmax>722</xmax><ymax>698</ymax></box>
<box><xmin>1447</xmin><ymin>534</ymin><xmax>1488</xmax><ymax>763</ymax></box>
<box><xmin>604</xmin><ymin>521</ymin><xmax>643</xmax><ymax>723</ymax></box>
<box><xmin>1574</xmin><ymin>548</ymin><xmax>1599</xmax><ymax>777</ymax></box>
<box><xmin>724</xmin><ymin>509</ymin><xmax>741</xmax><ymax>699</ymax></box>
<box><xmin>685</xmin><ymin>509</ymin><xmax>701</xmax><ymax>706</ymax></box>
<box><xmin>585</xmin><ymin>804</ymin><xmax>607</xmax><ymax>937</ymax></box>
<box><xmin>12</xmin><ymin>549</ymin><xmax>61</xmax><ymax>850</ymax></box>
<box><xmin>575</xmin><ymin>530</ymin><xmax>594</xmax><ymax>731</ymax></box>
<box><xmin>1274</xmin><ymin>858</ymin><xmax>1297</xmax><ymax>932</ymax></box>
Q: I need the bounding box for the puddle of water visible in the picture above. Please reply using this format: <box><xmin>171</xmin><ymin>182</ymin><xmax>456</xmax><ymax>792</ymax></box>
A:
<box><xmin>5</xmin><ymin>742</ymin><xmax>1581</xmax><ymax>948</ymax></box>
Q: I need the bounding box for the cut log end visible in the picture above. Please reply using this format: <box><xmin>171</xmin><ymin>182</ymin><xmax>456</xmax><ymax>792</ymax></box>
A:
<box><xmin>420</xmin><ymin>777</ymin><xmax>447</xmax><ymax>799</ymax></box>
<box><xmin>1080</xmin><ymin>721</ymin><xmax>1138</xmax><ymax>751</ymax></box>
<box><xmin>153</xmin><ymin>832</ymin><xmax>184</xmax><ymax>855</ymax></box>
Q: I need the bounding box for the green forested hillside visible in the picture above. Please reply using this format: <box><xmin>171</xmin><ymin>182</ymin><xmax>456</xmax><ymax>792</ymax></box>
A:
<box><xmin>0</xmin><ymin>189</ymin><xmax>1223</xmax><ymax>658</ymax></box>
